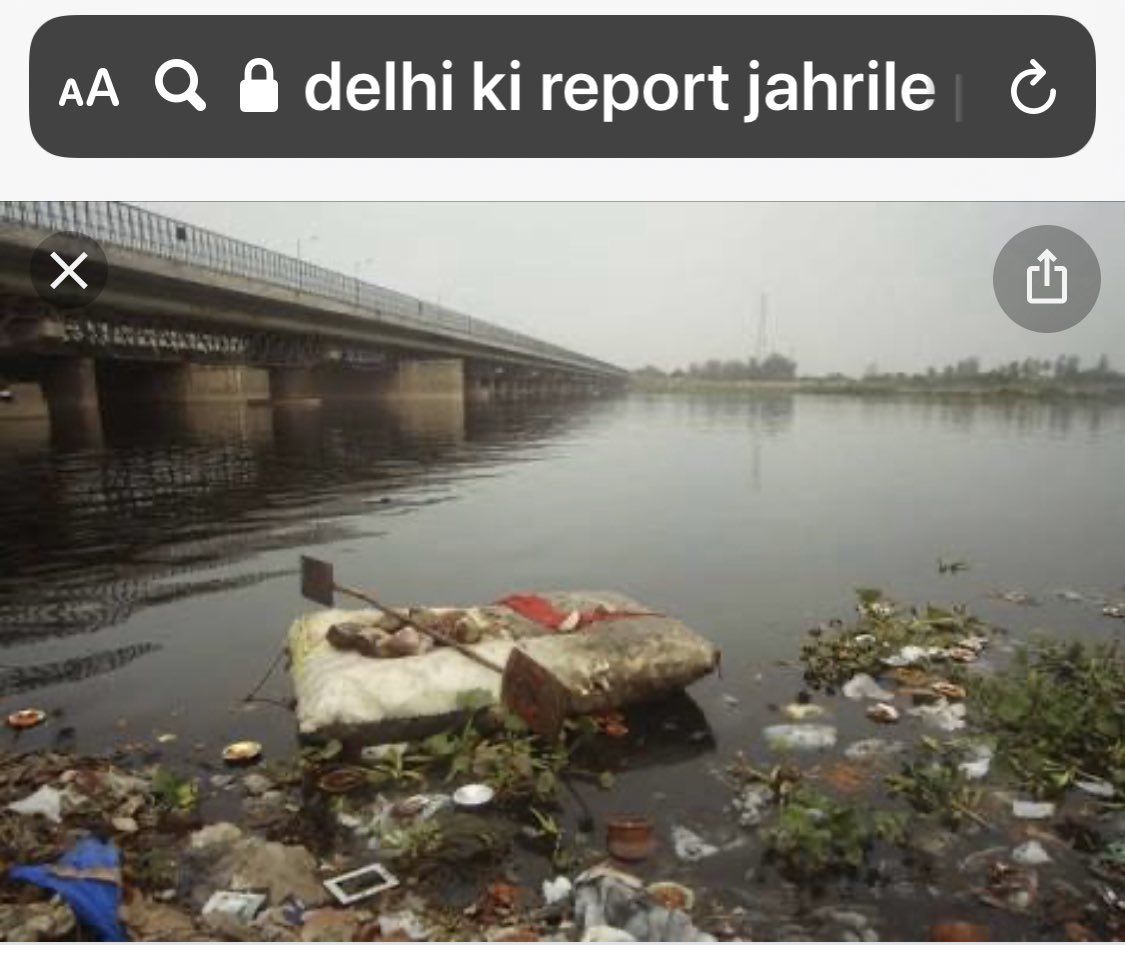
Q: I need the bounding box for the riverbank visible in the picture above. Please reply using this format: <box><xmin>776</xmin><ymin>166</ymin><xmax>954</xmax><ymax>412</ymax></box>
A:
<box><xmin>629</xmin><ymin>374</ymin><xmax>1125</xmax><ymax>401</ymax></box>
<box><xmin>2</xmin><ymin>584</ymin><xmax>1122</xmax><ymax>942</ymax></box>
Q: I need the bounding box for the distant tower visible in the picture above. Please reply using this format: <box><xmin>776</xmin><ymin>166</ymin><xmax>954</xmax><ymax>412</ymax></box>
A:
<box><xmin>755</xmin><ymin>291</ymin><xmax>769</xmax><ymax>362</ymax></box>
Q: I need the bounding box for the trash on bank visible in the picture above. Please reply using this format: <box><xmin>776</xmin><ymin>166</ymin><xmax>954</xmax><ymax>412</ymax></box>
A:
<box><xmin>288</xmin><ymin>591</ymin><xmax>718</xmax><ymax>740</ymax></box>
<box><xmin>8</xmin><ymin>837</ymin><xmax>127</xmax><ymax>941</ymax></box>
<box><xmin>572</xmin><ymin>863</ymin><xmax>714</xmax><ymax>942</ymax></box>
<box><xmin>201</xmin><ymin>890</ymin><xmax>267</xmax><ymax>925</ymax></box>
<box><xmin>323</xmin><ymin>862</ymin><xmax>399</xmax><ymax>906</ymax></box>
<box><xmin>6</xmin><ymin>784</ymin><xmax>63</xmax><ymax>823</ymax></box>
<box><xmin>0</xmin><ymin>899</ymin><xmax>77</xmax><ymax>942</ymax></box>
<box><xmin>763</xmin><ymin>724</ymin><xmax>837</xmax><ymax>751</ymax></box>
<box><xmin>541</xmin><ymin>876</ymin><xmax>573</xmax><ymax>906</ymax></box>
<box><xmin>647</xmin><ymin>881</ymin><xmax>694</xmax><ymax>911</ymax></box>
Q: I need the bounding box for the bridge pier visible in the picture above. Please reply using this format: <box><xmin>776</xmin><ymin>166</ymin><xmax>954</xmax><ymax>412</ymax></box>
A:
<box><xmin>38</xmin><ymin>357</ymin><xmax>104</xmax><ymax>447</ymax></box>
<box><xmin>98</xmin><ymin>361</ymin><xmax>270</xmax><ymax>407</ymax></box>
<box><xmin>269</xmin><ymin>367</ymin><xmax>324</xmax><ymax>405</ymax></box>
<box><xmin>385</xmin><ymin>359</ymin><xmax>464</xmax><ymax>400</ymax></box>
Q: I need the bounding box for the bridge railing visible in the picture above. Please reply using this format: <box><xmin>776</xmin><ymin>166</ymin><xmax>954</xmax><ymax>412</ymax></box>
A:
<box><xmin>0</xmin><ymin>200</ymin><xmax>621</xmax><ymax>376</ymax></box>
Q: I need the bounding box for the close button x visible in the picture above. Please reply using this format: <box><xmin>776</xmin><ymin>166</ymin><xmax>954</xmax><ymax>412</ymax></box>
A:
<box><xmin>50</xmin><ymin>250</ymin><xmax>88</xmax><ymax>289</ymax></box>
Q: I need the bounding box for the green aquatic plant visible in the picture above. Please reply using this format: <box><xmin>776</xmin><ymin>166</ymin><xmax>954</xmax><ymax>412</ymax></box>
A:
<box><xmin>886</xmin><ymin>753</ymin><xmax>984</xmax><ymax>829</ymax></box>
<box><xmin>418</xmin><ymin>707</ymin><xmax>573</xmax><ymax>804</ymax></box>
<box><xmin>970</xmin><ymin>638</ymin><xmax>1125</xmax><ymax>799</ymax></box>
<box><xmin>761</xmin><ymin>786</ymin><xmax>907</xmax><ymax>882</ymax></box>
<box><xmin>151</xmin><ymin>768</ymin><xmax>198</xmax><ymax>810</ymax></box>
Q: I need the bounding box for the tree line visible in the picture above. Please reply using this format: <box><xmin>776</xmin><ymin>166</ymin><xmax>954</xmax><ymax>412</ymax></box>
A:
<box><xmin>862</xmin><ymin>354</ymin><xmax>1120</xmax><ymax>384</ymax></box>
<box><xmin>635</xmin><ymin>353</ymin><xmax>798</xmax><ymax>381</ymax></box>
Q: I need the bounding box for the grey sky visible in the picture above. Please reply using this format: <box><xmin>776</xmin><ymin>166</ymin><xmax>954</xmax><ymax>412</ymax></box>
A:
<box><xmin>146</xmin><ymin>202</ymin><xmax>1123</xmax><ymax>376</ymax></box>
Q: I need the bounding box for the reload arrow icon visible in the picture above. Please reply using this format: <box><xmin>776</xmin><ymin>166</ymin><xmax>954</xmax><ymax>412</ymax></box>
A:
<box><xmin>1011</xmin><ymin>59</ymin><xmax>1057</xmax><ymax>115</ymax></box>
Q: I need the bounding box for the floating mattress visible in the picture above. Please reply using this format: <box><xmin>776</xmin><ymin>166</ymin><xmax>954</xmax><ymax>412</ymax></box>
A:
<box><xmin>287</xmin><ymin>591</ymin><xmax>719</xmax><ymax>742</ymax></box>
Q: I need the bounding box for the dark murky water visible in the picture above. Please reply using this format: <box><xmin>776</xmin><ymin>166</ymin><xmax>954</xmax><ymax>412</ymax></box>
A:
<box><xmin>2</xmin><ymin>392</ymin><xmax>1123</xmax><ymax>937</ymax></box>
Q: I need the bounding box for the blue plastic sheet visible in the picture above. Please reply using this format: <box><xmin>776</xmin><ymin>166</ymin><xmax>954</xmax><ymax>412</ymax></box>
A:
<box><xmin>9</xmin><ymin>837</ymin><xmax>127</xmax><ymax>941</ymax></box>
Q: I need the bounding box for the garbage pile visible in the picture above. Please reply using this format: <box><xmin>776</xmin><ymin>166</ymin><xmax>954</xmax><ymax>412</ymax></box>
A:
<box><xmin>2</xmin><ymin>584</ymin><xmax>1122</xmax><ymax>941</ymax></box>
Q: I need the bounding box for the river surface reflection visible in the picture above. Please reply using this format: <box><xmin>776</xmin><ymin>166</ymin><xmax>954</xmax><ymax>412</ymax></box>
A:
<box><xmin>1</xmin><ymin>392</ymin><xmax>1122</xmax><ymax>803</ymax></box>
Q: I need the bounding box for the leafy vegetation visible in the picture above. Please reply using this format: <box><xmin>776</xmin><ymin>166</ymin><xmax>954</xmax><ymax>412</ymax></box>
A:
<box><xmin>762</xmin><ymin>786</ymin><xmax>907</xmax><ymax>882</ymax></box>
<box><xmin>970</xmin><ymin>638</ymin><xmax>1125</xmax><ymax>799</ymax></box>
<box><xmin>886</xmin><ymin>752</ymin><xmax>984</xmax><ymax>829</ymax></box>
<box><xmin>151</xmin><ymin>768</ymin><xmax>198</xmax><ymax>810</ymax></box>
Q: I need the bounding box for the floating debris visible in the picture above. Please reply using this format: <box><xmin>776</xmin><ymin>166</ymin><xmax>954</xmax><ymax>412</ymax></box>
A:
<box><xmin>990</xmin><ymin>590</ymin><xmax>1038</xmax><ymax>606</ymax></box>
<box><xmin>931</xmin><ymin>681</ymin><xmax>967</xmax><ymax>700</ymax></box>
<box><xmin>957</xmin><ymin>743</ymin><xmax>994</xmax><ymax>780</ymax></box>
<box><xmin>842</xmin><ymin>673</ymin><xmax>894</xmax><ymax>701</ymax></box>
<box><xmin>221</xmin><ymin>740</ymin><xmax>263</xmax><ymax>766</ymax></box>
<box><xmin>763</xmin><ymin>724</ymin><xmax>837</xmax><ymax>751</ymax></box>
<box><xmin>1012</xmin><ymin>840</ymin><xmax>1052</xmax><ymax>866</ymax></box>
<box><xmin>938</xmin><ymin>559</ymin><xmax>971</xmax><ymax>575</ymax></box>
<box><xmin>606</xmin><ymin>815</ymin><xmax>657</xmax><ymax>863</ymax></box>
<box><xmin>670</xmin><ymin>825</ymin><xmax>718</xmax><ymax>862</ymax></box>
<box><xmin>844</xmin><ymin>738</ymin><xmax>906</xmax><ymax>762</ymax></box>
<box><xmin>730</xmin><ymin>782</ymin><xmax>774</xmax><ymax>827</ymax></box>
<box><xmin>1012</xmin><ymin>800</ymin><xmax>1055</xmax><ymax>820</ymax></box>
<box><xmin>781</xmin><ymin>702</ymin><xmax>826</xmax><ymax>721</ymax></box>
<box><xmin>1074</xmin><ymin>778</ymin><xmax>1115</xmax><ymax>799</ymax></box>
<box><xmin>6</xmin><ymin>708</ymin><xmax>47</xmax><ymax>730</ymax></box>
<box><xmin>316</xmin><ymin>766</ymin><xmax>367</xmax><ymax>794</ymax></box>
<box><xmin>865</xmin><ymin>703</ymin><xmax>900</xmax><ymax>724</ymax></box>
<box><xmin>452</xmin><ymin>783</ymin><xmax>495</xmax><ymax>808</ymax></box>
<box><xmin>976</xmin><ymin>861</ymin><xmax>1038</xmax><ymax>912</ymax></box>
<box><xmin>881</xmin><ymin>646</ymin><xmax>935</xmax><ymax>668</ymax></box>
<box><xmin>957</xmin><ymin>635</ymin><xmax>989</xmax><ymax>653</ymax></box>
<box><xmin>908</xmin><ymin>700</ymin><xmax>967</xmax><ymax>733</ymax></box>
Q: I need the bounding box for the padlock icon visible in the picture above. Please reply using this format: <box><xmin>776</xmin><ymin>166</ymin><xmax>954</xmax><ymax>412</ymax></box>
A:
<box><xmin>239</xmin><ymin>58</ymin><xmax>278</xmax><ymax>113</ymax></box>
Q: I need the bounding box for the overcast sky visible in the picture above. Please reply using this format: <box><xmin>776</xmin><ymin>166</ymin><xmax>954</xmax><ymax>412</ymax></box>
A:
<box><xmin>147</xmin><ymin>202</ymin><xmax>1123</xmax><ymax>376</ymax></box>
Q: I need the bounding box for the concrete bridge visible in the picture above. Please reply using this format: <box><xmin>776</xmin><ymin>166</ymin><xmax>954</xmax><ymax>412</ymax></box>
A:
<box><xmin>0</xmin><ymin>201</ymin><xmax>625</xmax><ymax>429</ymax></box>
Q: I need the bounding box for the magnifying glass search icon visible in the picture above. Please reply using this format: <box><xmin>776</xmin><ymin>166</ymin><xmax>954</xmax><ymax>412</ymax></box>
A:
<box><xmin>155</xmin><ymin>59</ymin><xmax>207</xmax><ymax>111</ymax></box>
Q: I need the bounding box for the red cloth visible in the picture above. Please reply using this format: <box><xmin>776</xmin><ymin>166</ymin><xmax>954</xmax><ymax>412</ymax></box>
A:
<box><xmin>497</xmin><ymin>593</ymin><xmax>657</xmax><ymax>632</ymax></box>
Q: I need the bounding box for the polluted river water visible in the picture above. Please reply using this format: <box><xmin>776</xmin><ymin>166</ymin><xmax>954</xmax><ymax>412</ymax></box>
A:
<box><xmin>1</xmin><ymin>392</ymin><xmax>1123</xmax><ymax>940</ymax></box>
